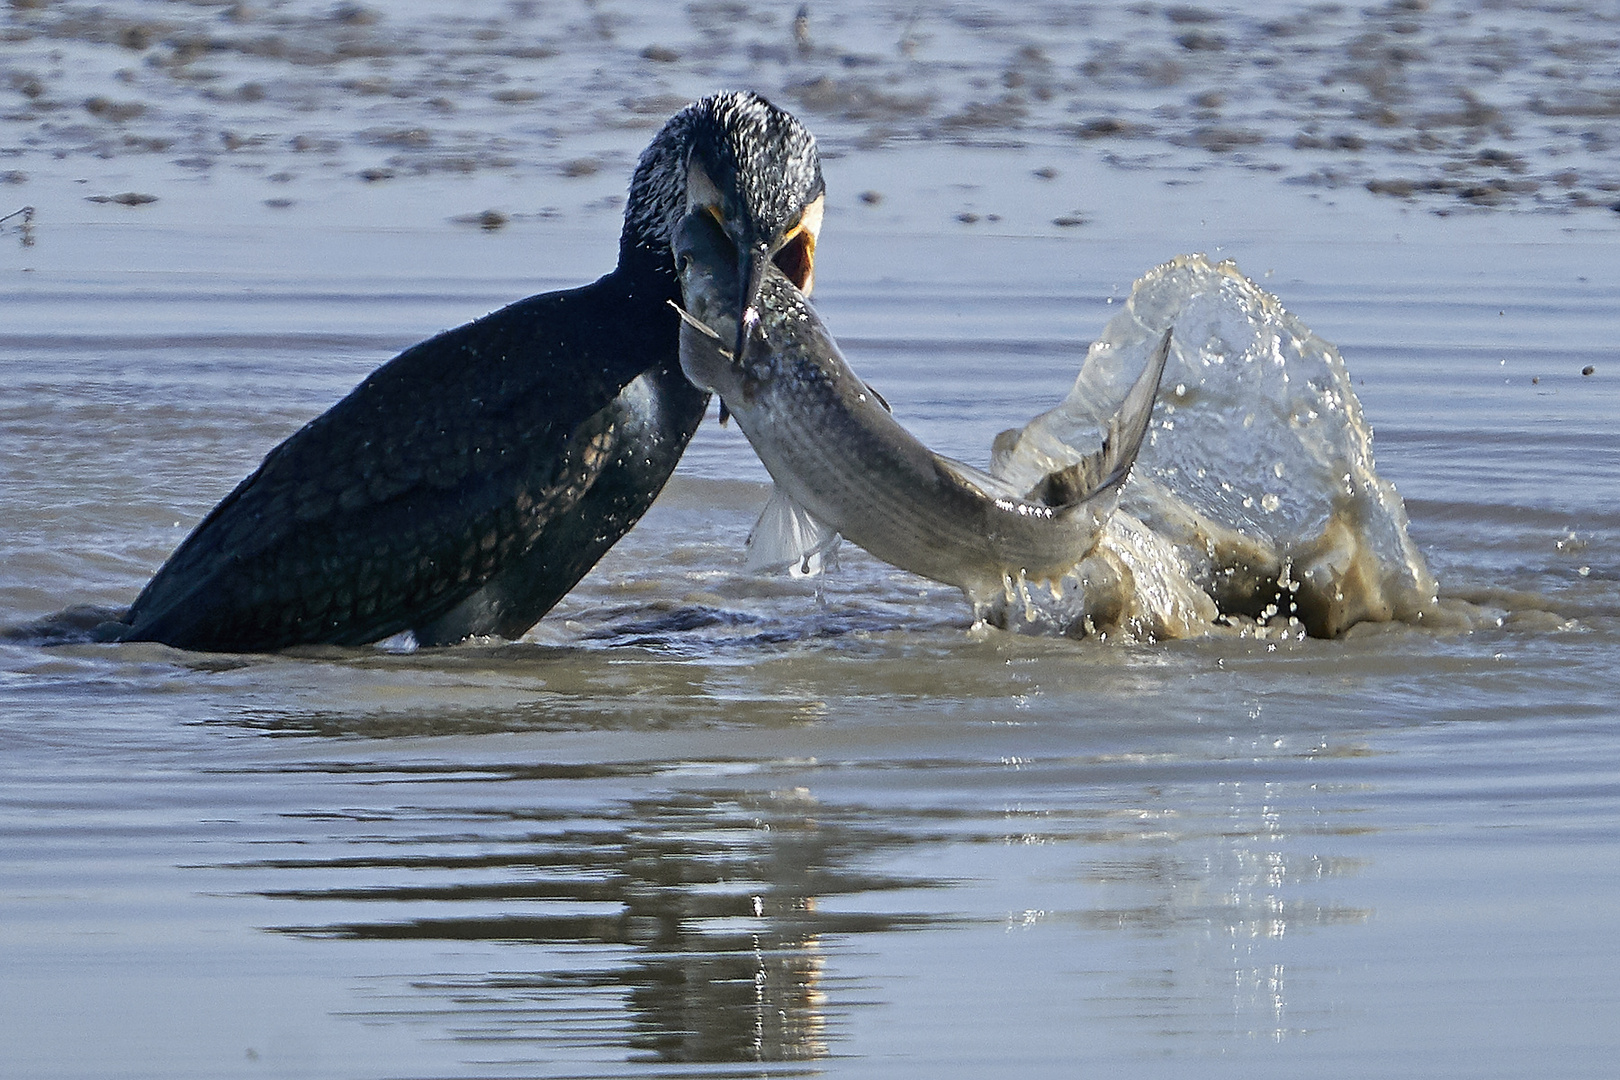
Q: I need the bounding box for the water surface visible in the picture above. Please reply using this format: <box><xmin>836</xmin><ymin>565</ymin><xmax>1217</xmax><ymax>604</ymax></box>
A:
<box><xmin>3</xmin><ymin>2</ymin><xmax>1619</xmax><ymax>1077</ymax></box>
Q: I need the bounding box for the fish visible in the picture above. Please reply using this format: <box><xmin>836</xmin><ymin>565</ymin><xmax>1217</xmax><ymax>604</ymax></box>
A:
<box><xmin>671</xmin><ymin>209</ymin><xmax>1170</xmax><ymax>609</ymax></box>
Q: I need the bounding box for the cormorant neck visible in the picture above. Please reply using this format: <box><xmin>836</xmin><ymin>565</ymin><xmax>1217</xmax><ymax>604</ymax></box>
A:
<box><xmin>612</xmin><ymin>231</ymin><xmax>680</xmax><ymax>297</ymax></box>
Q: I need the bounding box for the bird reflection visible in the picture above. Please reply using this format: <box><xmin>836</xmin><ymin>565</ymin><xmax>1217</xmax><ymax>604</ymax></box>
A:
<box><xmin>223</xmin><ymin>718</ymin><xmax>1378</xmax><ymax>1058</ymax></box>
<box><xmin>253</xmin><ymin>784</ymin><xmax>938</xmax><ymax>1064</ymax></box>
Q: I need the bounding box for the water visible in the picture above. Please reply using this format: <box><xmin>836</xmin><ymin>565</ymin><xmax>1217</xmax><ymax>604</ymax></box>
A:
<box><xmin>4</xmin><ymin>2</ymin><xmax>1620</xmax><ymax>1077</ymax></box>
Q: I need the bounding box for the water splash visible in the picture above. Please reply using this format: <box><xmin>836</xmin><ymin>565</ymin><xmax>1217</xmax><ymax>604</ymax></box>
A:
<box><xmin>989</xmin><ymin>253</ymin><xmax>1437</xmax><ymax>640</ymax></box>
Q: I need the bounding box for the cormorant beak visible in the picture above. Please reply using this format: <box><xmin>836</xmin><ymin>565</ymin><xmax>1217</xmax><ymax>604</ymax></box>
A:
<box><xmin>731</xmin><ymin>194</ymin><xmax>822</xmax><ymax>366</ymax></box>
<box><xmin>733</xmin><ymin>238</ymin><xmax>771</xmax><ymax>366</ymax></box>
<box><xmin>683</xmin><ymin>157</ymin><xmax>824</xmax><ymax>365</ymax></box>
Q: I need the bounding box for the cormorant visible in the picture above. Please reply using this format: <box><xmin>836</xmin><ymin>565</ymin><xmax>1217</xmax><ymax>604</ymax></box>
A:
<box><xmin>98</xmin><ymin>92</ymin><xmax>826</xmax><ymax>651</ymax></box>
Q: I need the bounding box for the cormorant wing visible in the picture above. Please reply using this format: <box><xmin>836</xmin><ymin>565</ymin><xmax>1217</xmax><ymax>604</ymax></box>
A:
<box><xmin>120</xmin><ymin>278</ymin><xmax>676</xmax><ymax>651</ymax></box>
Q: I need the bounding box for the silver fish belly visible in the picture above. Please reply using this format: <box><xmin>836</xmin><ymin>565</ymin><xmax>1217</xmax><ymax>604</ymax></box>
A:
<box><xmin>673</xmin><ymin>210</ymin><xmax>1168</xmax><ymax>604</ymax></box>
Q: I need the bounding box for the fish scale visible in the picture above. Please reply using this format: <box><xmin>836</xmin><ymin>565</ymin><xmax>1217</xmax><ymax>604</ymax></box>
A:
<box><xmin>674</xmin><ymin>209</ymin><xmax>1167</xmax><ymax>608</ymax></box>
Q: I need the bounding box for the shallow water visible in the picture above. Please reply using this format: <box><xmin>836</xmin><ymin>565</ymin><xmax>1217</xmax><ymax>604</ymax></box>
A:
<box><xmin>4</xmin><ymin>2</ymin><xmax>1620</xmax><ymax>1078</ymax></box>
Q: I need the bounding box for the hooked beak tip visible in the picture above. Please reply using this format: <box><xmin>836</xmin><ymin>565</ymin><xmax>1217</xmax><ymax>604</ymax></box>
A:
<box><xmin>731</xmin><ymin>317</ymin><xmax>753</xmax><ymax>368</ymax></box>
<box><xmin>732</xmin><ymin>241</ymin><xmax>769</xmax><ymax>364</ymax></box>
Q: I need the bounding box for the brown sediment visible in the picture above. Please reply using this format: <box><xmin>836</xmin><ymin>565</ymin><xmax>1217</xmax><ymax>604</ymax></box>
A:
<box><xmin>83</xmin><ymin>96</ymin><xmax>146</xmax><ymax>122</ymax></box>
<box><xmin>937</xmin><ymin>95</ymin><xmax>1028</xmax><ymax>132</ymax></box>
<box><xmin>85</xmin><ymin>191</ymin><xmax>157</xmax><ymax>205</ymax></box>
<box><xmin>450</xmin><ymin>209</ymin><xmax>508</xmax><ymax>231</ymax></box>
<box><xmin>1178</xmin><ymin>126</ymin><xmax>1263</xmax><ymax>153</ymax></box>
<box><xmin>0</xmin><ymin>0</ymin><xmax>1614</xmax><ymax>216</ymax></box>
<box><xmin>1067</xmin><ymin>117</ymin><xmax>1142</xmax><ymax>140</ymax></box>
<box><xmin>791</xmin><ymin>76</ymin><xmax>933</xmax><ymax>123</ymax></box>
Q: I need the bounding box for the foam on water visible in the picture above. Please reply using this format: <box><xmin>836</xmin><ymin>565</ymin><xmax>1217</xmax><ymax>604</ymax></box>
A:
<box><xmin>988</xmin><ymin>253</ymin><xmax>1439</xmax><ymax>640</ymax></box>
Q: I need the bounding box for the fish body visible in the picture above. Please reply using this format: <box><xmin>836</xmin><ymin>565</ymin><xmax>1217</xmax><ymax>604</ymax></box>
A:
<box><xmin>674</xmin><ymin>211</ymin><xmax>1169</xmax><ymax>604</ymax></box>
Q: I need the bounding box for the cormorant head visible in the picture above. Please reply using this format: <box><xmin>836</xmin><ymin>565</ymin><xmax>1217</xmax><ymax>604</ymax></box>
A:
<box><xmin>626</xmin><ymin>92</ymin><xmax>825</xmax><ymax>363</ymax></box>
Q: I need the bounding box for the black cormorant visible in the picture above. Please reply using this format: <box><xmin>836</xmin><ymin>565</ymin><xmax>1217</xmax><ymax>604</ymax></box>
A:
<box><xmin>99</xmin><ymin>92</ymin><xmax>826</xmax><ymax>651</ymax></box>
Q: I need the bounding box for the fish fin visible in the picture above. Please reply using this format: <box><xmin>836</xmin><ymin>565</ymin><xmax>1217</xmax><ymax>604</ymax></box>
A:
<box><xmin>668</xmin><ymin>299</ymin><xmax>725</xmax><ymax>345</ymax></box>
<box><xmin>1027</xmin><ymin>328</ymin><xmax>1170</xmax><ymax>507</ymax></box>
<box><xmin>745</xmin><ymin>484</ymin><xmax>842</xmax><ymax>577</ymax></box>
<box><xmin>864</xmin><ymin>380</ymin><xmax>892</xmax><ymax>413</ymax></box>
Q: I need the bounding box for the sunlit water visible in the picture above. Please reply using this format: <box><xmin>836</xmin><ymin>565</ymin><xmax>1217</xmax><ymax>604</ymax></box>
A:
<box><xmin>4</xmin><ymin>2</ymin><xmax>1620</xmax><ymax>1078</ymax></box>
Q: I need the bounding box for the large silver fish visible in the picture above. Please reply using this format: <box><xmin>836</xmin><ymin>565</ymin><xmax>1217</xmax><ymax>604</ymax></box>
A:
<box><xmin>672</xmin><ymin>210</ymin><xmax>1170</xmax><ymax>608</ymax></box>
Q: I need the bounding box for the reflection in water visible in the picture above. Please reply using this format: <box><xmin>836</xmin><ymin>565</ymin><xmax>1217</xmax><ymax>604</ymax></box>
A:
<box><xmin>1057</xmin><ymin>776</ymin><xmax>1373</xmax><ymax>1042</ymax></box>
<box><xmin>212</xmin><ymin>733</ymin><xmax>1377</xmax><ymax>1065</ymax></box>
<box><xmin>1209</xmin><ymin>779</ymin><xmax>1372</xmax><ymax>1043</ymax></box>
<box><xmin>240</xmin><ymin>779</ymin><xmax>941</xmax><ymax>1066</ymax></box>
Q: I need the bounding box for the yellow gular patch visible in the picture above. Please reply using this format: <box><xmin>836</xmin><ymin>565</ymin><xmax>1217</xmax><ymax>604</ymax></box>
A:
<box><xmin>773</xmin><ymin>193</ymin><xmax>823</xmax><ymax>293</ymax></box>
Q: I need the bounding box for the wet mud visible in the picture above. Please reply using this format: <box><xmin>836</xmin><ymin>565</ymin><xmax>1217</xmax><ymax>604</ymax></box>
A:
<box><xmin>3</xmin><ymin>0</ymin><xmax>1618</xmax><ymax>220</ymax></box>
